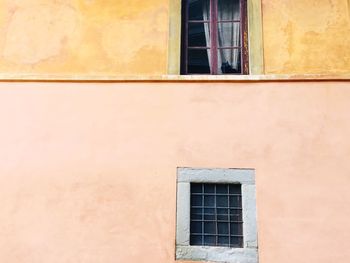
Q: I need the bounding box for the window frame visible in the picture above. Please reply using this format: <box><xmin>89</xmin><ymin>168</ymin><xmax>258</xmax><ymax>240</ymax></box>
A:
<box><xmin>180</xmin><ymin>0</ymin><xmax>249</xmax><ymax>75</ymax></box>
<box><xmin>176</xmin><ymin>168</ymin><xmax>258</xmax><ymax>263</ymax></box>
<box><xmin>167</xmin><ymin>0</ymin><xmax>264</xmax><ymax>76</ymax></box>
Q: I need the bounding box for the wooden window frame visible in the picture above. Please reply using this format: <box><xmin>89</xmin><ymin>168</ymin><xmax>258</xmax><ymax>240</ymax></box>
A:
<box><xmin>180</xmin><ymin>0</ymin><xmax>249</xmax><ymax>75</ymax></box>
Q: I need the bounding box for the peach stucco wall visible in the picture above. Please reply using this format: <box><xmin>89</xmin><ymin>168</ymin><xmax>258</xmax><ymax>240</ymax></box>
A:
<box><xmin>0</xmin><ymin>81</ymin><xmax>349</xmax><ymax>263</ymax></box>
<box><xmin>1</xmin><ymin>0</ymin><xmax>350</xmax><ymax>75</ymax></box>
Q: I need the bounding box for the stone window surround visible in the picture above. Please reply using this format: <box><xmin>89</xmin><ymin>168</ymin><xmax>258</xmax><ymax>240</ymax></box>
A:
<box><xmin>176</xmin><ymin>168</ymin><xmax>258</xmax><ymax>263</ymax></box>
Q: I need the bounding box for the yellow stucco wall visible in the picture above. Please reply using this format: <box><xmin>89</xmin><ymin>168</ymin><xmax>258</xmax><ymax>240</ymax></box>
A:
<box><xmin>263</xmin><ymin>0</ymin><xmax>350</xmax><ymax>74</ymax></box>
<box><xmin>0</xmin><ymin>0</ymin><xmax>168</xmax><ymax>76</ymax></box>
<box><xmin>0</xmin><ymin>0</ymin><xmax>350</xmax><ymax>75</ymax></box>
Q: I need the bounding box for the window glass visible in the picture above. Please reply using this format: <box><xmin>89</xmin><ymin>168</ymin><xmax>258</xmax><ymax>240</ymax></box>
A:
<box><xmin>188</xmin><ymin>22</ymin><xmax>210</xmax><ymax>47</ymax></box>
<box><xmin>190</xmin><ymin>183</ymin><xmax>243</xmax><ymax>247</ymax></box>
<box><xmin>188</xmin><ymin>49</ymin><xmax>211</xmax><ymax>74</ymax></box>
<box><xmin>182</xmin><ymin>0</ymin><xmax>248</xmax><ymax>74</ymax></box>
<box><xmin>189</xmin><ymin>0</ymin><xmax>210</xmax><ymax>20</ymax></box>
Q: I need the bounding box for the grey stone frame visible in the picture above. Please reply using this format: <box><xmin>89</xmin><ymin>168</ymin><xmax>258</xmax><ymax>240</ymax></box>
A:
<box><xmin>176</xmin><ymin>168</ymin><xmax>258</xmax><ymax>263</ymax></box>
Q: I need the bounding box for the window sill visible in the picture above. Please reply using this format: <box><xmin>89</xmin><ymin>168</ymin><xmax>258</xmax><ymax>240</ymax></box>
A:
<box><xmin>176</xmin><ymin>245</ymin><xmax>258</xmax><ymax>263</ymax></box>
<box><xmin>0</xmin><ymin>73</ymin><xmax>350</xmax><ymax>82</ymax></box>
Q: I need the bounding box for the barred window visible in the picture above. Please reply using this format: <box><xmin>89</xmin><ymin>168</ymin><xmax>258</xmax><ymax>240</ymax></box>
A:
<box><xmin>190</xmin><ymin>183</ymin><xmax>243</xmax><ymax>247</ymax></box>
<box><xmin>176</xmin><ymin>168</ymin><xmax>257</xmax><ymax>263</ymax></box>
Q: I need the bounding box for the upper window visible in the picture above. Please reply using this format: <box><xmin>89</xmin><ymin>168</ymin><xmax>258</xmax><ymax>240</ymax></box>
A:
<box><xmin>181</xmin><ymin>0</ymin><xmax>249</xmax><ymax>75</ymax></box>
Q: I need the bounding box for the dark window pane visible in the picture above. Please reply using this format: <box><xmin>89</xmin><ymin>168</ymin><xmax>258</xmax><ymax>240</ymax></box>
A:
<box><xmin>230</xmin><ymin>223</ymin><xmax>243</xmax><ymax>235</ymax></box>
<box><xmin>217</xmin><ymin>22</ymin><xmax>241</xmax><ymax>47</ymax></box>
<box><xmin>191</xmin><ymin>183</ymin><xmax>202</xmax><ymax>193</ymax></box>
<box><xmin>216</xmin><ymin>184</ymin><xmax>228</xmax><ymax>194</ymax></box>
<box><xmin>204</xmin><ymin>208</ymin><xmax>215</xmax><ymax>215</ymax></box>
<box><xmin>191</xmin><ymin>221</ymin><xmax>203</xmax><ymax>233</ymax></box>
<box><xmin>204</xmin><ymin>235</ymin><xmax>216</xmax><ymax>246</ymax></box>
<box><xmin>230</xmin><ymin>215</ymin><xmax>241</xmax><ymax>221</ymax></box>
<box><xmin>217</xmin><ymin>208</ymin><xmax>228</xmax><ymax>215</ymax></box>
<box><xmin>229</xmin><ymin>195</ymin><xmax>242</xmax><ymax>207</ymax></box>
<box><xmin>204</xmin><ymin>195</ymin><xmax>215</xmax><ymax>207</ymax></box>
<box><xmin>204</xmin><ymin>213</ymin><xmax>215</xmax><ymax>220</ymax></box>
<box><xmin>204</xmin><ymin>222</ymin><xmax>216</xmax><ymax>234</ymax></box>
<box><xmin>191</xmin><ymin>208</ymin><xmax>202</xmax><ymax>214</ymax></box>
<box><xmin>218</xmin><ymin>222</ymin><xmax>229</xmax><ymax>235</ymax></box>
<box><xmin>217</xmin><ymin>213</ymin><xmax>229</xmax><ymax>221</ymax></box>
<box><xmin>217</xmin><ymin>195</ymin><xmax>228</xmax><ymax>207</ymax></box>
<box><xmin>191</xmin><ymin>212</ymin><xmax>202</xmax><ymax>220</ymax></box>
<box><xmin>218</xmin><ymin>49</ymin><xmax>241</xmax><ymax>74</ymax></box>
<box><xmin>230</xmin><ymin>236</ymin><xmax>243</xmax><ymax>248</ymax></box>
<box><xmin>188</xmin><ymin>49</ymin><xmax>210</xmax><ymax>74</ymax></box>
<box><xmin>188</xmin><ymin>22</ymin><xmax>210</xmax><ymax>47</ymax></box>
<box><xmin>218</xmin><ymin>0</ymin><xmax>240</xmax><ymax>21</ymax></box>
<box><xmin>191</xmin><ymin>235</ymin><xmax>202</xmax><ymax>245</ymax></box>
<box><xmin>230</xmin><ymin>208</ymin><xmax>242</xmax><ymax>215</ymax></box>
<box><xmin>204</xmin><ymin>184</ymin><xmax>215</xmax><ymax>193</ymax></box>
<box><xmin>189</xmin><ymin>0</ymin><xmax>210</xmax><ymax>20</ymax></box>
<box><xmin>218</xmin><ymin>236</ymin><xmax>230</xmax><ymax>246</ymax></box>
<box><xmin>230</xmin><ymin>209</ymin><xmax>242</xmax><ymax>221</ymax></box>
<box><xmin>191</xmin><ymin>194</ymin><xmax>202</xmax><ymax>206</ymax></box>
<box><xmin>229</xmin><ymin>184</ymin><xmax>241</xmax><ymax>194</ymax></box>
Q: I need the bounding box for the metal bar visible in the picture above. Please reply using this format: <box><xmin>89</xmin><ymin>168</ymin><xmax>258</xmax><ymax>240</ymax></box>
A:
<box><xmin>192</xmin><ymin>212</ymin><xmax>241</xmax><ymax>216</ymax></box>
<box><xmin>191</xmin><ymin>233</ymin><xmax>243</xmax><ymax>237</ymax></box>
<box><xmin>191</xmin><ymin>219</ymin><xmax>243</xmax><ymax>223</ymax></box>
<box><xmin>191</xmin><ymin>193</ymin><xmax>242</xmax><ymax>196</ymax></box>
<box><xmin>228</xmin><ymin>183</ymin><xmax>231</xmax><ymax>247</ymax></box>
<box><xmin>214</xmin><ymin>184</ymin><xmax>218</xmax><ymax>245</ymax></box>
<box><xmin>202</xmin><ymin>184</ymin><xmax>204</xmax><ymax>246</ymax></box>
<box><xmin>191</xmin><ymin>206</ymin><xmax>242</xmax><ymax>209</ymax></box>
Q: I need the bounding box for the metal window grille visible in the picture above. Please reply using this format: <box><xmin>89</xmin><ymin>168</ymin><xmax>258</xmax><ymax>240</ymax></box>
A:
<box><xmin>190</xmin><ymin>183</ymin><xmax>243</xmax><ymax>247</ymax></box>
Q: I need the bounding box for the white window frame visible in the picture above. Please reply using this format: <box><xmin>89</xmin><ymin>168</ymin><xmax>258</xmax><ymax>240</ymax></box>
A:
<box><xmin>176</xmin><ymin>168</ymin><xmax>258</xmax><ymax>263</ymax></box>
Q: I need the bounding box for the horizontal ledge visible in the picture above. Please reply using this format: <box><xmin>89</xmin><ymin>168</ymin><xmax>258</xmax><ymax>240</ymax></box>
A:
<box><xmin>177</xmin><ymin>168</ymin><xmax>255</xmax><ymax>184</ymax></box>
<box><xmin>176</xmin><ymin>245</ymin><xmax>258</xmax><ymax>263</ymax></box>
<box><xmin>0</xmin><ymin>74</ymin><xmax>350</xmax><ymax>82</ymax></box>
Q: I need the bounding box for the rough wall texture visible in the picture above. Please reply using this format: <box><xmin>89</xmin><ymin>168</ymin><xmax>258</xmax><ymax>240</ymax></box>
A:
<box><xmin>0</xmin><ymin>82</ymin><xmax>349</xmax><ymax>263</ymax></box>
<box><xmin>0</xmin><ymin>0</ymin><xmax>168</xmax><ymax>75</ymax></box>
<box><xmin>1</xmin><ymin>0</ymin><xmax>350</xmax><ymax>75</ymax></box>
<box><xmin>263</xmin><ymin>0</ymin><xmax>350</xmax><ymax>74</ymax></box>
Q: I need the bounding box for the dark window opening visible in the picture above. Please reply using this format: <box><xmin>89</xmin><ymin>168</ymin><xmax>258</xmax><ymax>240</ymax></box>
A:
<box><xmin>181</xmin><ymin>0</ymin><xmax>249</xmax><ymax>75</ymax></box>
<box><xmin>190</xmin><ymin>183</ymin><xmax>243</xmax><ymax>248</ymax></box>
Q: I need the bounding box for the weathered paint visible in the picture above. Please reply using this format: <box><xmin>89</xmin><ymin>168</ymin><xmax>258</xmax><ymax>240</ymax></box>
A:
<box><xmin>248</xmin><ymin>0</ymin><xmax>264</xmax><ymax>74</ymax></box>
<box><xmin>0</xmin><ymin>0</ymin><xmax>349</xmax><ymax>76</ymax></box>
<box><xmin>0</xmin><ymin>0</ymin><xmax>168</xmax><ymax>76</ymax></box>
<box><xmin>0</xmin><ymin>81</ymin><xmax>349</xmax><ymax>263</ymax></box>
<box><xmin>263</xmin><ymin>0</ymin><xmax>350</xmax><ymax>74</ymax></box>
